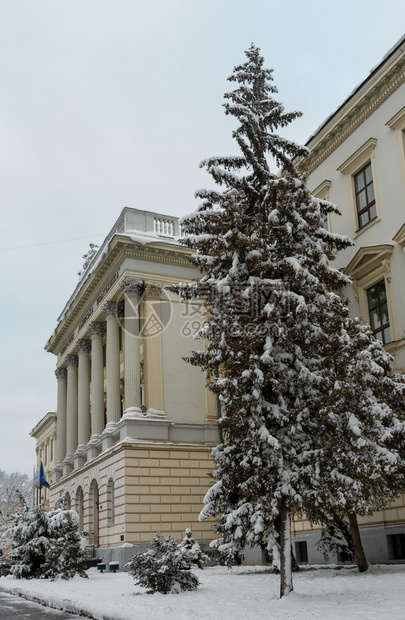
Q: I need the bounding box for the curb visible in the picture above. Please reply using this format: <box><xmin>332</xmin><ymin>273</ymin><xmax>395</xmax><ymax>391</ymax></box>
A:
<box><xmin>0</xmin><ymin>586</ymin><xmax>116</xmax><ymax>620</ymax></box>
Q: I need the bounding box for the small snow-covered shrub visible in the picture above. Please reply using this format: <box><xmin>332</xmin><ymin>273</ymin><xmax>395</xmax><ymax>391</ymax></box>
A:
<box><xmin>179</xmin><ymin>529</ymin><xmax>209</xmax><ymax>569</ymax></box>
<box><xmin>3</xmin><ymin>499</ymin><xmax>88</xmax><ymax>580</ymax></box>
<box><xmin>126</xmin><ymin>534</ymin><xmax>200</xmax><ymax>594</ymax></box>
<box><xmin>314</xmin><ymin>518</ymin><xmax>354</xmax><ymax>562</ymax></box>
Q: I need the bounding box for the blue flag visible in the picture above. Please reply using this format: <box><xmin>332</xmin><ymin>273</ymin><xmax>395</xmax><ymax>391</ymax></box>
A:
<box><xmin>33</xmin><ymin>462</ymin><xmax>50</xmax><ymax>488</ymax></box>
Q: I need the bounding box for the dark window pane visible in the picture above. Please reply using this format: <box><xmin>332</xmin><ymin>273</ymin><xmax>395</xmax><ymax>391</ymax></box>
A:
<box><xmin>369</xmin><ymin>203</ymin><xmax>377</xmax><ymax>221</ymax></box>
<box><xmin>381</xmin><ymin>304</ymin><xmax>389</xmax><ymax>325</ymax></box>
<box><xmin>367</xmin><ymin>286</ymin><xmax>379</xmax><ymax>307</ymax></box>
<box><xmin>378</xmin><ymin>282</ymin><xmax>387</xmax><ymax>303</ymax></box>
<box><xmin>357</xmin><ymin>190</ymin><xmax>367</xmax><ymax>210</ymax></box>
<box><xmin>367</xmin><ymin>280</ymin><xmax>390</xmax><ymax>344</ymax></box>
<box><xmin>355</xmin><ymin>171</ymin><xmax>365</xmax><ymax>191</ymax></box>
<box><xmin>370</xmin><ymin>309</ymin><xmax>381</xmax><ymax>330</ymax></box>
<box><xmin>383</xmin><ymin>327</ymin><xmax>391</xmax><ymax>344</ymax></box>
<box><xmin>360</xmin><ymin>211</ymin><xmax>369</xmax><ymax>227</ymax></box>
<box><xmin>365</xmin><ymin>163</ymin><xmax>373</xmax><ymax>185</ymax></box>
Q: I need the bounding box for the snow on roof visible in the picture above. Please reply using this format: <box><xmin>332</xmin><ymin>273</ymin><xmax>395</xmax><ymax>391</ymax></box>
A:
<box><xmin>306</xmin><ymin>34</ymin><xmax>405</xmax><ymax>145</ymax></box>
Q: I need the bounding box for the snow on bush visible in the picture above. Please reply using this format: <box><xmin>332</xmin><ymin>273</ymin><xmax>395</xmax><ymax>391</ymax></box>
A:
<box><xmin>178</xmin><ymin>528</ymin><xmax>209</xmax><ymax>569</ymax></box>
<box><xmin>2</xmin><ymin>498</ymin><xmax>88</xmax><ymax>580</ymax></box>
<box><xmin>126</xmin><ymin>534</ymin><xmax>200</xmax><ymax>594</ymax></box>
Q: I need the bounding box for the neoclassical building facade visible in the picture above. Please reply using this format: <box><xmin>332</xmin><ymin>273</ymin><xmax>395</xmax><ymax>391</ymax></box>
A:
<box><xmin>39</xmin><ymin>208</ymin><xmax>218</xmax><ymax>565</ymax></box>
<box><xmin>292</xmin><ymin>35</ymin><xmax>405</xmax><ymax>564</ymax></box>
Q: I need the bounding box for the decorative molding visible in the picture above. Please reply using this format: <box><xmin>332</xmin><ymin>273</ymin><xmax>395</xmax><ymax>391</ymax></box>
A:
<box><xmin>311</xmin><ymin>179</ymin><xmax>331</xmax><ymax>199</ymax></box>
<box><xmin>65</xmin><ymin>354</ymin><xmax>79</xmax><ymax>368</ymax></box>
<box><xmin>337</xmin><ymin>138</ymin><xmax>377</xmax><ymax>175</ymax></box>
<box><xmin>76</xmin><ymin>339</ymin><xmax>92</xmax><ymax>354</ymax></box>
<box><xmin>55</xmin><ymin>367</ymin><xmax>67</xmax><ymax>381</ymax></box>
<box><xmin>144</xmin><ymin>283</ymin><xmax>162</xmax><ymax>299</ymax></box>
<box><xmin>393</xmin><ymin>223</ymin><xmax>405</xmax><ymax>248</ymax></box>
<box><xmin>47</xmin><ymin>237</ymin><xmax>193</xmax><ymax>355</ymax></box>
<box><xmin>102</xmin><ymin>301</ymin><xmax>118</xmax><ymax>319</ymax></box>
<box><xmin>119</xmin><ymin>277</ymin><xmax>144</xmax><ymax>296</ymax></box>
<box><xmin>88</xmin><ymin>321</ymin><xmax>106</xmax><ymax>338</ymax></box>
<box><xmin>386</xmin><ymin>106</ymin><xmax>405</xmax><ymax>130</ymax></box>
<box><xmin>346</xmin><ymin>244</ymin><xmax>397</xmax><ymax>342</ymax></box>
<box><xmin>345</xmin><ymin>244</ymin><xmax>394</xmax><ymax>280</ymax></box>
<box><xmin>305</xmin><ymin>61</ymin><xmax>405</xmax><ymax>174</ymax></box>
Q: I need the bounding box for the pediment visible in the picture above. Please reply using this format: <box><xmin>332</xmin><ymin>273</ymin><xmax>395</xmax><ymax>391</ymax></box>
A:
<box><xmin>345</xmin><ymin>244</ymin><xmax>394</xmax><ymax>279</ymax></box>
<box><xmin>393</xmin><ymin>223</ymin><xmax>405</xmax><ymax>246</ymax></box>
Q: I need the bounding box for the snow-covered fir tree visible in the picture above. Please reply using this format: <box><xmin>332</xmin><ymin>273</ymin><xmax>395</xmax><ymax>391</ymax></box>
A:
<box><xmin>171</xmin><ymin>44</ymin><xmax>405</xmax><ymax>597</ymax></box>
<box><xmin>126</xmin><ymin>534</ymin><xmax>200</xmax><ymax>594</ymax></box>
<box><xmin>179</xmin><ymin>528</ymin><xmax>209</xmax><ymax>569</ymax></box>
<box><xmin>302</xmin><ymin>320</ymin><xmax>405</xmax><ymax>571</ymax></box>
<box><xmin>314</xmin><ymin>517</ymin><xmax>354</xmax><ymax>563</ymax></box>
<box><xmin>3</xmin><ymin>498</ymin><xmax>88</xmax><ymax>579</ymax></box>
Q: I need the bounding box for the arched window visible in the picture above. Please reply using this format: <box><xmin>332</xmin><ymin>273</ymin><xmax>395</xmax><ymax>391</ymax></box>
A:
<box><xmin>107</xmin><ymin>478</ymin><xmax>115</xmax><ymax>524</ymax></box>
<box><xmin>89</xmin><ymin>479</ymin><xmax>99</xmax><ymax>547</ymax></box>
<box><xmin>76</xmin><ymin>487</ymin><xmax>84</xmax><ymax>531</ymax></box>
<box><xmin>64</xmin><ymin>492</ymin><xmax>71</xmax><ymax>510</ymax></box>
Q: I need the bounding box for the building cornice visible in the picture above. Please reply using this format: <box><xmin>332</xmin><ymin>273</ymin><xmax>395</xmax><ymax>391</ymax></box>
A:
<box><xmin>303</xmin><ymin>40</ymin><xmax>405</xmax><ymax>174</ymax></box>
<box><xmin>46</xmin><ymin>235</ymin><xmax>195</xmax><ymax>356</ymax></box>
<box><xmin>30</xmin><ymin>412</ymin><xmax>56</xmax><ymax>438</ymax></box>
<box><xmin>393</xmin><ymin>223</ymin><xmax>405</xmax><ymax>247</ymax></box>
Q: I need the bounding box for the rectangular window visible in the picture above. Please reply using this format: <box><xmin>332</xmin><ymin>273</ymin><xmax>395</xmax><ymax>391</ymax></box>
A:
<box><xmin>387</xmin><ymin>534</ymin><xmax>405</xmax><ymax>560</ymax></box>
<box><xmin>367</xmin><ymin>280</ymin><xmax>391</xmax><ymax>344</ymax></box>
<box><xmin>354</xmin><ymin>163</ymin><xmax>376</xmax><ymax>228</ymax></box>
<box><xmin>295</xmin><ymin>541</ymin><xmax>308</xmax><ymax>563</ymax></box>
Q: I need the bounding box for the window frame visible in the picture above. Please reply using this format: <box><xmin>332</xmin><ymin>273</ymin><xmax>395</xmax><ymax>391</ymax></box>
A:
<box><xmin>337</xmin><ymin>138</ymin><xmax>380</xmax><ymax>237</ymax></box>
<box><xmin>354</xmin><ymin>162</ymin><xmax>376</xmax><ymax>229</ymax></box>
<box><xmin>345</xmin><ymin>244</ymin><xmax>397</xmax><ymax>346</ymax></box>
<box><xmin>311</xmin><ymin>179</ymin><xmax>332</xmax><ymax>231</ymax></box>
<box><xmin>366</xmin><ymin>279</ymin><xmax>391</xmax><ymax>345</ymax></box>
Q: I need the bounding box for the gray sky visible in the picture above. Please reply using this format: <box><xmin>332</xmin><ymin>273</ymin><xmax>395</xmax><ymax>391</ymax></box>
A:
<box><xmin>0</xmin><ymin>0</ymin><xmax>404</xmax><ymax>476</ymax></box>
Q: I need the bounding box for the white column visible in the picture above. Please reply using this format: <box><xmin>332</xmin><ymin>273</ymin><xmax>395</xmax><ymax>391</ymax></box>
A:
<box><xmin>88</xmin><ymin>321</ymin><xmax>106</xmax><ymax>438</ymax></box>
<box><xmin>55</xmin><ymin>367</ymin><xmax>67</xmax><ymax>466</ymax></box>
<box><xmin>65</xmin><ymin>354</ymin><xmax>79</xmax><ymax>457</ymax></box>
<box><xmin>76</xmin><ymin>339</ymin><xmax>91</xmax><ymax>449</ymax></box>
<box><xmin>103</xmin><ymin>301</ymin><xmax>121</xmax><ymax>424</ymax></box>
<box><xmin>142</xmin><ymin>283</ymin><xmax>164</xmax><ymax>412</ymax></box>
<box><xmin>119</xmin><ymin>278</ymin><xmax>143</xmax><ymax>412</ymax></box>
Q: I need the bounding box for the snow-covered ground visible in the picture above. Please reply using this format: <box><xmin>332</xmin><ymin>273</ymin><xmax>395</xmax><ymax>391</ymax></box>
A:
<box><xmin>1</xmin><ymin>564</ymin><xmax>404</xmax><ymax>620</ymax></box>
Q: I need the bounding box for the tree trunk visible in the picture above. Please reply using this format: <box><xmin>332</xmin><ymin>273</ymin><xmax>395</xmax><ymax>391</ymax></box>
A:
<box><xmin>279</xmin><ymin>498</ymin><xmax>293</xmax><ymax>597</ymax></box>
<box><xmin>348</xmin><ymin>512</ymin><xmax>368</xmax><ymax>572</ymax></box>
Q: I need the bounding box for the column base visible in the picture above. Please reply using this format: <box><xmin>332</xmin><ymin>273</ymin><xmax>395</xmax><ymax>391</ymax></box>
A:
<box><xmin>100</xmin><ymin>422</ymin><xmax>117</xmax><ymax>451</ymax></box>
<box><xmin>117</xmin><ymin>410</ymin><xmax>171</xmax><ymax>442</ymax></box>
<box><xmin>86</xmin><ymin>435</ymin><xmax>101</xmax><ymax>460</ymax></box>
<box><xmin>123</xmin><ymin>406</ymin><xmax>143</xmax><ymax>417</ymax></box>
<box><xmin>62</xmin><ymin>457</ymin><xmax>73</xmax><ymax>476</ymax></box>
<box><xmin>73</xmin><ymin>447</ymin><xmax>86</xmax><ymax>469</ymax></box>
<box><xmin>52</xmin><ymin>464</ymin><xmax>63</xmax><ymax>482</ymax></box>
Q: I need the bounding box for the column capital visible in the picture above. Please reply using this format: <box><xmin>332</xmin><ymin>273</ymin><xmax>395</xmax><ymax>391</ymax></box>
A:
<box><xmin>119</xmin><ymin>277</ymin><xmax>144</xmax><ymax>296</ymax></box>
<box><xmin>145</xmin><ymin>283</ymin><xmax>162</xmax><ymax>299</ymax></box>
<box><xmin>76</xmin><ymin>339</ymin><xmax>92</xmax><ymax>354</ymax></box>
<box><xmin>102</xmin><ymin>301</ymin><xmax>118</xmax><ymax>319</ymax></box>
<box><xmin>65</xmin><ymin>354</ymin><xmax>78</xmax><ymax>368</ymax></box>
<box><xmin>55</xmin><ymin>367</ymin><xmax>67</xmax><ymax>381</ymax></box>
<box><xmin>88</xmin><ymin>321</ymin><xmax>106</xmax><ymax>338</ymax></box>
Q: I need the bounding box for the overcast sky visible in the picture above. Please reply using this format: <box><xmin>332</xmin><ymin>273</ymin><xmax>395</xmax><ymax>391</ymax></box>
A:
<box><xmin>0</xmin><ymin>0</ymin><xmax>404</xmax><ymax>477</ymax></box>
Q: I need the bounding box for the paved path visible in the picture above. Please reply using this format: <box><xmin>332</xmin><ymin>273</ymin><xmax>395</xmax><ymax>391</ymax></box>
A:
<box><xmin>0</xmin><ymin>590</ymin><xmax>91</xmax><ymax>619</ymax></box>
